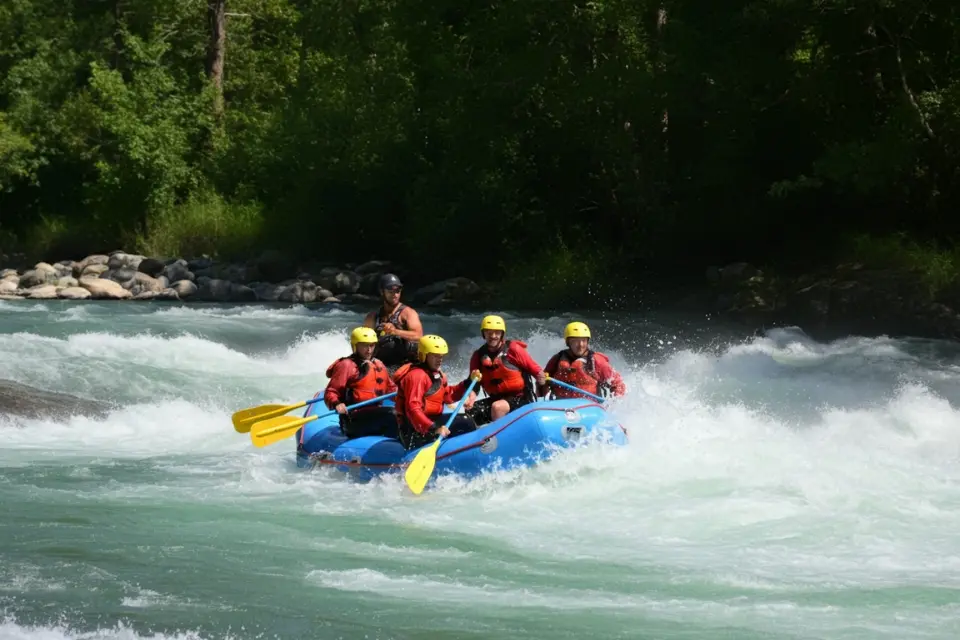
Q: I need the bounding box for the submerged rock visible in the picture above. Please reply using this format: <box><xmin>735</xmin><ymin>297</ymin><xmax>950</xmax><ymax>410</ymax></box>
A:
<box><xmin>0</xmin><ymin>379</ymin><xmax>110</xmax><ymax>420</ymax></box>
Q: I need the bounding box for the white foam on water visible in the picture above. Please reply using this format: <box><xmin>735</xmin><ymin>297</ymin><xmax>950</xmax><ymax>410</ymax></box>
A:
<box><xmin>0</xmin><ymin>618</ymin><xmax>224</xmax><ymax>640</ymax></box>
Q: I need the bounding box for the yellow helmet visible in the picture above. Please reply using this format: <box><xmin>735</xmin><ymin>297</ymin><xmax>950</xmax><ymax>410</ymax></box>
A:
<box><xmin>564</xmin><ymin>321</ymin><xmax>591</xmax><ymax>339</ymax></box>
<box><xmin>350</xmin><ymin>327</ymin><xmax>378</xmax><ymax>350</ymax></box>
<box><xmin>417</xmin><ymin>334</ymin><xmax>449</xmax><ymax>361</ymax></box>
<box><xmin>480</xmin><ymin>315</ymin><xmax>506</xmax><ymax>334</ymax></box>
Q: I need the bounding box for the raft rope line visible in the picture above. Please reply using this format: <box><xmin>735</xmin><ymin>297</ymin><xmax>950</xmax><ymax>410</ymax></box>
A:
<box><xmin>304</xmin><ymin>401</ymin><xmax>615</xmax><ymax>470</ymax></box>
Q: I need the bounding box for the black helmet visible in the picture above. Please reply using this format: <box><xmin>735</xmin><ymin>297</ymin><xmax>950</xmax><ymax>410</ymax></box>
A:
<box><xmin>378</xmin><ymin>273</ymin><xmax>403</xmax><ymax>291</ymax></box>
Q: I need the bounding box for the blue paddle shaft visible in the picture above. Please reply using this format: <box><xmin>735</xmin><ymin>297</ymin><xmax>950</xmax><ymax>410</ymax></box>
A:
<box><xmin>548</xmin><ymin>377</ymin><xmax>605</xmax><ymax>403</ymax></box>
<box><xmin>315</xmin><ymin>392</ymin><xmax>397</xmax><ymax>420</ymax></box>
<box><xmin>441</xmin><ymin>377</ymin><xmax>479</xmax><ymax>432</ymax></box>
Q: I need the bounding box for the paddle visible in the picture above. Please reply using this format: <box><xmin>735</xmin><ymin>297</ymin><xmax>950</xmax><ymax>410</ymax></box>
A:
<box><xmin>404</xmin><ymin>373</ymin><xmax>481</xmax><ymax>496</ymax></box>
<box><xmin>248</xmin><ymin>393</ymin><xmax>397</xmax><ymax>448</ymax></box>
<box><xmin>545</xmin><ymin>375</ymin><xmax>606</xmax><ymax>403</ymax></box>
<box><xmin>232</xmin><ymin>396</ymin><xmax>326</xmax><ymax>433</ymax></box>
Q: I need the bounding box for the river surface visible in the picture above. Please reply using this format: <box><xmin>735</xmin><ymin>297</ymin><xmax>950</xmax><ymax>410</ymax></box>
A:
<box><xmin>2</xmin><ymin>300</ymin><xmax>960</xmax><ymax>639</ymax></box>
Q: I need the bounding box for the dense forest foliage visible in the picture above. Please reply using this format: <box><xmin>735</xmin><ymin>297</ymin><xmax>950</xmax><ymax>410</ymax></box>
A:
<box><xmin>1</xmin><ymin>0</ymin><xmax>959</xmax><ymax>286</ymax></box>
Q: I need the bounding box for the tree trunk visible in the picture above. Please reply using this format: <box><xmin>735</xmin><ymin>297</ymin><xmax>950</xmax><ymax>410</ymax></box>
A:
<box><xmin>878</xmin><ymin>23</ymin><xmax>934</xmax><ymax>140</ymax></box>
<box><xmin>657</xmin><ymin>5</ymin><xmax>668</xmax><ymax>151</ymax></box>
<box><xmin>113</xmin><ymin>0</ymin><xmax>124</xmax><ymax>73</ymax></box>
<box><xmin>207</xmin><ymin>0</ymin><xmax>227</xmax><ymax>119</ymax></box>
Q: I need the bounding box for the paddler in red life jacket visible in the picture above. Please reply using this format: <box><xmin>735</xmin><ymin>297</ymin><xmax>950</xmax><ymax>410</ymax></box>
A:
<box><xmin>323</xmin><ymin>327</ymin><xmax>399</xmax><ymax>438</ymax></box>
<box><xmin>464</xmin><ymin>315</ymin><xmax>547</xmax><ymax>426</ymax></box>
<box><xmin>393</xmin><ymin>334</ymin><xmax>479</xmax><ymax>450</ymax></box>
<box><xmin>538</xmin><ymin>322</ymin><xmax>626</xmax><ymax>400</ymax></box>
<box><xmin>362</xmin><ymin>273</ymin><xmax>423</xmax><ymax>372</ymax></box>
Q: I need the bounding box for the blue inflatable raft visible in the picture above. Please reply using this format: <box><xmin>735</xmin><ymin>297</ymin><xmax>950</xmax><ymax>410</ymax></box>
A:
<box><xmin>293</xmin><ymin>395</ymin><xmax>628</xmax><ymax>486</ymax></box>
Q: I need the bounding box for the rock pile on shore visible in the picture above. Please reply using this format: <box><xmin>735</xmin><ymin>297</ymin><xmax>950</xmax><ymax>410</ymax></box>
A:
<box><xmin>0</xmin><ymin>250</ymin><xmax>482</xmax><ymax>306</ymax></box>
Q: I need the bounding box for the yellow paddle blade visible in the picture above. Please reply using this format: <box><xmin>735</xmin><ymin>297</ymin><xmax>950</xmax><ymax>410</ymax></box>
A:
<box><xmin>404</xmin><ymin>438</ymin><xmax>442</xmax><ymax>495</ymax></box>
<box><xmin>232</xmin><ymin>401</ymin><xmax>307</xmax><ymax>433</ymax></box>
<box><xmin>249</xmin><ymin>414</ymin><xmax>317</xmax><ymax>448</ymax></box>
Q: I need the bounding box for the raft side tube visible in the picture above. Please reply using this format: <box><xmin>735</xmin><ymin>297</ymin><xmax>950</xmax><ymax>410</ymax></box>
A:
<box><xmin>296</xmin><ymin>424</ymin><xmax>347</xmax><ymax>469</ymax></box>
<box><xmin>297</xmin><ymin>397</ymin><xmax>626</xmax><ymax>482</ymax></box>
<box><xmin>406</xmin><ymin>398</ymin><xmax>626</xmax><ymax>482</ymax></box>
<box><xmin>330</xmin><ymin>436</ymin><xmax>406</xmax><ymax>482</ymax></box>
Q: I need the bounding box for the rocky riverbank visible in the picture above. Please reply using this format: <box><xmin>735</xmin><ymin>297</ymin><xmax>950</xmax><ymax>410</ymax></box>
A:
<box><xmin>0</xmin><ymin>250</ymin><xmax>483</xmax><ymax>306</ymax></box>
<box><xmin>681</xmin><ymin>261</ymin><xmax>960</xmax><ymax>341</ymax></box>
<box><xmin>2</xmin><ymin>250</ymin><xmax>960</xmax><ymax>342</ymax></box>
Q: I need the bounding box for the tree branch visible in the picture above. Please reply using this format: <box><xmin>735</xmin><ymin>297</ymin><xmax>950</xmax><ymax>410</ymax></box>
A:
<box><xmin>879</xmin><ymin>24</ymin><xmax>934</xmax><ymax>139</ymax></box>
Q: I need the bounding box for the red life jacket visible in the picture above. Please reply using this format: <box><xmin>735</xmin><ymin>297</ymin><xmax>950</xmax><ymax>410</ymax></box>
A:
<box><xmin>393</xmin><ymin>363</ymin><xmax>447</xmax><ymax>420</ymax></box>
<box><xmin>551</xmin><ymin>350</ymin><xmax>601</xmax><ymax>398</ymax></box>
<box><xmin>474</xmin><ymin>340</ymin><xmax>528</xmax><ymax>398</ymax></box>
<box><xmin>325</xmin><ymin>355</ymin><xmax>391</xmax><ymax>404</ymax></box>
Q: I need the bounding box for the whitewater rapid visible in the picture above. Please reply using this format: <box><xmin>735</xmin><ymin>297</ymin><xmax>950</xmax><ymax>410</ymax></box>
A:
<box><xmin>2</xmin><ymin>301</ymin><xmax>960</xmax><ymax>639</ymax></box>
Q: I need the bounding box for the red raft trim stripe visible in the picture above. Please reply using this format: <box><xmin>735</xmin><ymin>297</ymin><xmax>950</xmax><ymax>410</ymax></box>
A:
<box><xmin>310</xmin><ymin>458</ymin><xmax>407</xmax><ymax>469</ymax></box>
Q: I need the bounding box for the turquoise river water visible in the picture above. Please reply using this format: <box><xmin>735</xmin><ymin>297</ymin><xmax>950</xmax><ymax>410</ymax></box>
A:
<box><xmin>2</xmin><ymin>301</ymin><xmax>960</xmax><ymax>639</ymax></box>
